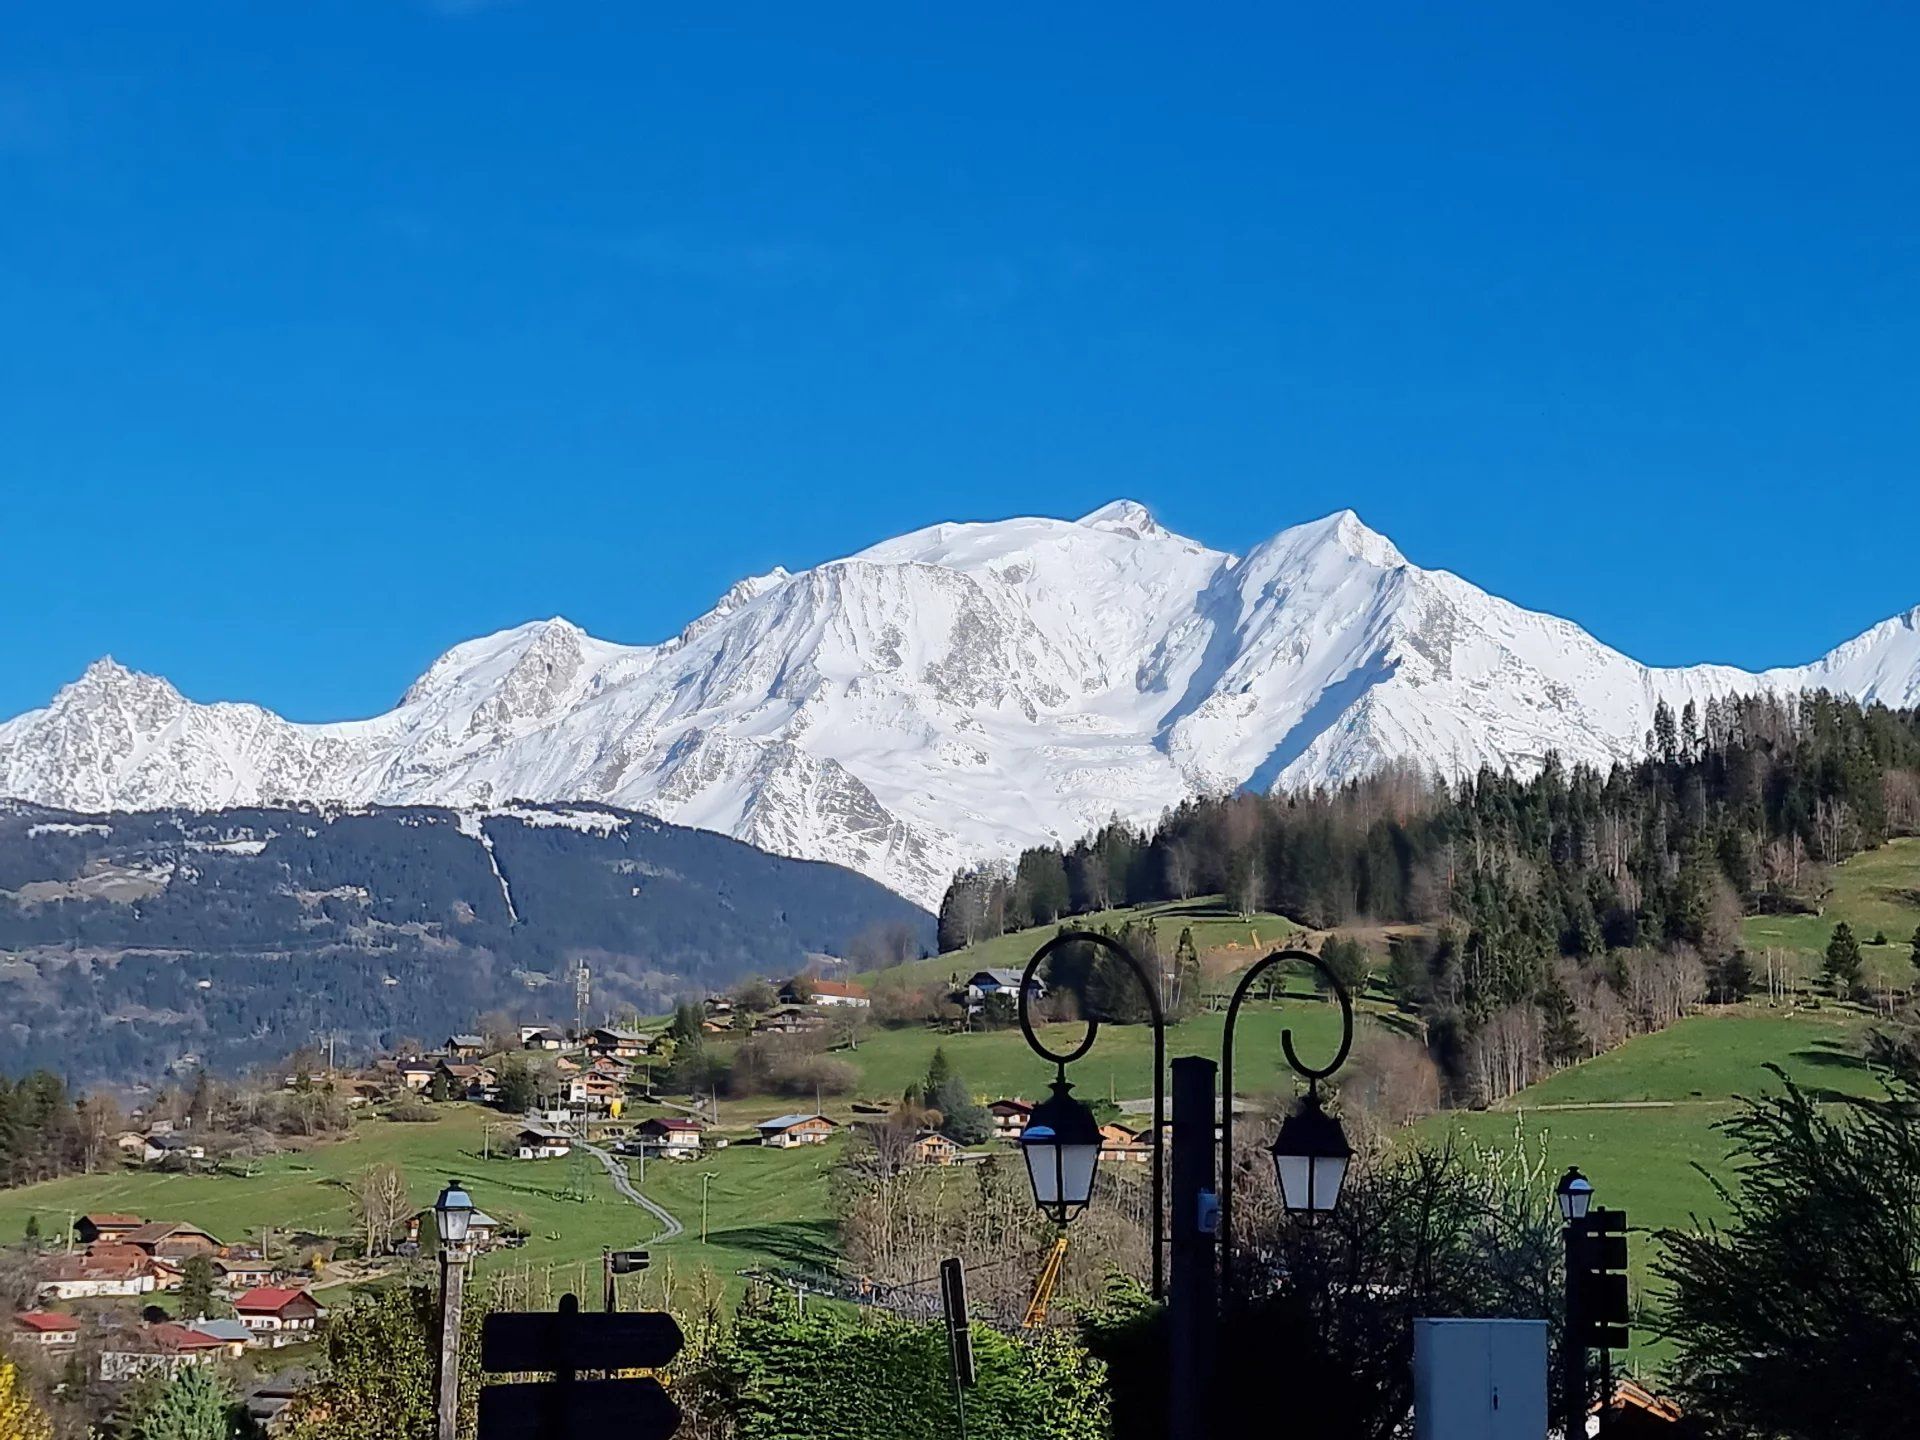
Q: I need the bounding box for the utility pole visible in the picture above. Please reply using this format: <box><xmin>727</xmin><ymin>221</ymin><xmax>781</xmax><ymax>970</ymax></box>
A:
<box><xmin>1168</xmin><ymin>1057</ymin><xmax>1217</xmax><ymax>1440</ymax></box>
<box><xmin>700</xmin><ymin>1172</ymin><xmax>717</xmax><ymax>1244</ymax></box>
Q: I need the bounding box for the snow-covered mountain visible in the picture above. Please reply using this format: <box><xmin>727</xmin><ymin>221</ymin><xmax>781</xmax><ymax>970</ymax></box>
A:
<box><xmin>4</xmin><ymin>502</ymin><xmax>1919</xmax><ymax>907</ymax></box>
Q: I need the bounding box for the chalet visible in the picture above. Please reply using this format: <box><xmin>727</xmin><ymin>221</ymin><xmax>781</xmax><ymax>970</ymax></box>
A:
<box><xmin>633</xmin><ymin>1117</ymin><xmax>705</xmax><ymax>1159</ymax></box>
<box><xmin>564</xmin><ymin>1073</ymin><xmax>625</xmax><ymax>1113</ymax></box>
<box><xmin>36</xmin><ymin>1251</ymin><xmax>154</xmax><ymax>1300</ymax></box>
<box><xmin>1099</xmin><ymin>1122</ymin><xmax>1151</xmax><ymax>1164</ymax></box>
<box><xmin>756</xmin><ymin>1005</ymin><xmax>823</xmax><ymax>1036</ymax></box>
<box><xmin>755</xmin><ymin>1114</ymin><xmax>838</xmax><ymax>1148</ymax></box>
<box><xmin>215</xmin><ymin>1252</ymin><xmax>276</xmax><ymax>1291</ymax></box>
<box><xmin>397</xmin><ymin>1061</ymin><xmax>438</xmax><ymax>1092</ymax></box>
<box><xmin>184</xmin><ymin>1317</ymin><xmax>254</xmax><ymax>1357</ymax></box>
<box><xmin>446</xmin><ymin>1034</ymin><xmax>487</xmax><ymax>1059</ymax></box>
<box><xmin>516</xmin><ymin>1124</ymin><xmax>573</xmax><ymax>1160</ymax></box>
<box><xmin>99</xmin><ymin>1322</ymin><xmax>227</xmax><ymax>1380</ymax></box>
<box><xmin>120</xmin><ymin>1131</ymin><xmax>206</xmax><ymax>1165</ymax></box>
<box><xmin>436</xmin><ymin>1060</ymin><xmax>497</xmax><ymax>1100</ymax></box>
<box><xmin>520</xmin><ymin>1026</ymin><xmax>567</xmax><ymax>1051</ymax></box>
<box><xmin>233</xmin><ymin>1287</ymin><xmax>327</xmax><ymax>1346</ymax></box>
<box><xmin>964</xmin><ymin>969</ymin><xmax>1047</xmax><ymax>1008</ymax></box>
<box><xmin>988</xmin><ymin>1099</ymin><xmax>1033</xmax><ymax>1140</ymax></box>
<box><xmin>700</xmin><ymin>1016</ymin><xmax>735</xmax><ymax>1034</ymax></box>
<box><xmin>587</xmin><ymin>1026</ymin><xmax>649</xmax><ymax>1060</ymax></box>
<box><xmin>804</xmin><ymin>979</ymin><xmax>870</xmax><ymax>1008</ymax></box>
<box><xmin>121</xmin><ymin>1222</ymin><xmax>221</xmax><ymax>1259</ymax></box>
<box><xmin>75</xmin><ymin>1213</ymin><xmax>144</xmax><ymax>1245</ymax></box>
<box><xmin>11</xmin><ymin>1311</ymin><xmax>80</xmax><ymax>1348</ymax></box>
<box><xmin>910</xmin><ymin>1131</ymin><xmax>962</xmax><ymax>1166</ymax></box>
<box><xmin>703</xmin><ymin>995</ymin><xmax>734</xmax><ymax>1015</ymax></box>
<box><xmin>409</xmin><ymin>1207</ymin><xmax>502</xmax><ymax>1252</ymax></box>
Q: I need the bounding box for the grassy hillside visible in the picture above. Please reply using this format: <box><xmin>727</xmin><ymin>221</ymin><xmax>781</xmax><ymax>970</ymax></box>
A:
<box><xmin>1418</xmin><ymin>1002</ymin><xmax>1882</xmax><ymax>1361</ymax></box>
<box><xmin>1741</xmin><ymin>835</ymin><xmax>1920</xmax><ymax>987</ymax></box>
<box><xmin>7</xmin><ymin>851</ymin><xmax>1913</xmax><ymax>1337</ymax></box>
<box><xmin>0</xmin><ymin>1105</ymin><xmax>835</xmax><ymax>1308</ymax></box>
<box><xmin>843</xmin><ymin>996</ymin><xmax>1397</xmax><ymax>1105</ymax></box>
<box><xmin>862</xmin><ymin>897</ymin><xmax>1306</xmax><ymax>995</ymax></box>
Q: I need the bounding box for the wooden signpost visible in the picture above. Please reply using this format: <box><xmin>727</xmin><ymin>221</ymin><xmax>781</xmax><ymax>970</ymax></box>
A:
<box><xmin>477</xmin><ymin>1293</ymin><xmax>683</xmax><ymax>1440</ymax></box>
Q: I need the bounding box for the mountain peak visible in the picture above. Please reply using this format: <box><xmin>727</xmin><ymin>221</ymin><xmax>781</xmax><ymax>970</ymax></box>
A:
<box><xmin>1261</xmin><ymin>508</ymin><xmax>1406</xmax><ymax>569</ymax></box>
<box><xmin>1078</xmin><ymin>499</ymin><xmax>1163</xmax><ymax>539</ymax></box>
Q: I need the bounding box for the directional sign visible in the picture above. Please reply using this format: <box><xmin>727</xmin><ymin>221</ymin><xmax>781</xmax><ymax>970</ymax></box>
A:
<box><xmin>478</xmin><ymin>1377</ymin><xmax>680</xmax><ymax>1440</ymax></box>
<box><xmin>609</xmin><ymin>1249</ymin><xmax>651</xmax><ymax>1275</ymax></box>
<box><xmin>482</xmin><ymin>1308</ymin><xmax>684</xmax><ymax>1375</ymax></box>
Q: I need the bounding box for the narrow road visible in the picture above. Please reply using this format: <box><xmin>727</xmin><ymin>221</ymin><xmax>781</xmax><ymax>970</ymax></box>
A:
<box><xmin>579</xmin><ymin>1139</ymin><xmax>684</xmax><ymax>1242</ymax></box>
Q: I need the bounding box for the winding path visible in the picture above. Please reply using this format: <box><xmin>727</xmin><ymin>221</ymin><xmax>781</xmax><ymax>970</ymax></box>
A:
<box><xmin>579</xmin><ymin>1138</ymin><xmax>684</xmax><ymax>1242</ymax></box>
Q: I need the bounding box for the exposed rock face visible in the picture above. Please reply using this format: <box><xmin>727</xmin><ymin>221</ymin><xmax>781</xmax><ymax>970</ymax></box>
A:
<box><xmin>4</xmin><ymin>504</ymin><xmax>1918</xmax><ymax>906</ymax></box>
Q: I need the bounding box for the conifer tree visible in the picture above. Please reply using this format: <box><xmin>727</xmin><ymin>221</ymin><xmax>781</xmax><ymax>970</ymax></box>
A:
<box><xmin>1824</xmin><ymin>922</ymin><xmax>1864</xmax><ymax>994</ymax></box>
<box><xmin>134</xmin><ymin>1363</ymin><xmax>240</xmax><ymax>1440</ymax></box>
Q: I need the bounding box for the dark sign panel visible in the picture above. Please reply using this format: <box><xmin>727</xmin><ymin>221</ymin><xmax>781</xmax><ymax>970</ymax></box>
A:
<box><xmin>482</xmin><ymin>1309</ymin><xmax>684</xmax><ymax>1374</ymax></box>
<box><xmin>477</xmin><ymin>1378</ymin><xmax>680</xmax><ymax>1440</ymax></box>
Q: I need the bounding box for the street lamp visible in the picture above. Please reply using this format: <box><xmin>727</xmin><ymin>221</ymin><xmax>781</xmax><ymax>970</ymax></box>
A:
<box><xmin>1019</xmin><ymin>1072</ymin><xmax>1104</xmax><ymax>1224</ymax></box>
<box><xmin>433</xmin><ymin>1180</ymin><xmax>475</xmax><ymax>1440</ymax></box>
<box><xmin>1015</xmin><ymin>929</ymin><xmax>1166</xmax><ymax>1297</ymax></box>
<box><xmin>1268</xmin><ymin>1086</ymin><xmax>1352</xmax><ymax>1217</ymax></box>
<box><xmin>435</xmin><ymin>1179</ymin><xmax>475</xmax><ymax>1246</ymax></box>
<box><xmin>1219</xmin><ymin>948</ymin><xmax>1355</xmax><ymax>1294</ymax></box>
<box><xmin>1557</xmin><ymin>1167</ymin><xmax>1594</xmax><ymax>1223</ymax></box>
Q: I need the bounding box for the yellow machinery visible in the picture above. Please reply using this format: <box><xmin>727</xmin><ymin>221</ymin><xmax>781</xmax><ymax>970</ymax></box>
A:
<box><xmin>1021</xmin><ymin>1235</ymin><xmax>1070</xmax><ymax>1327</ymax></box>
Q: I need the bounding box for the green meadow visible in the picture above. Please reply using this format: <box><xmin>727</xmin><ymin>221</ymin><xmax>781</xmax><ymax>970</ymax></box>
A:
<box><xmin>1741</xmin><ymin>835</ymin><xmax>1920</xmax><ymax>988</ymax></box>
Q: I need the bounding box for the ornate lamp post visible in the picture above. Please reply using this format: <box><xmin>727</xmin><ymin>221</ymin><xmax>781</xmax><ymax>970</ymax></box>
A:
<box><xmin>433</xmin><ymin>1179</ymin><xmax>476</xmax><ymax>1440</ymax></box>
<box><xmin>1012</xmin><ymin>936</ymin><xmax>1355</xmax><ymax>1440</ymax></box>
<box><xmin>1218</xmin><ymin>948</ymin><xmax>1354</xmax><ymax>1296</ymax></box>
<box><xmin>1558</xmin><ymin>1165</ymin><xmax>1595</xmax><ymax>1435</ymax></box>
<box><xmin>1015</xmin><ymin>929</ymin><xmax>1166</xmax><ymax>1297</ymax></box>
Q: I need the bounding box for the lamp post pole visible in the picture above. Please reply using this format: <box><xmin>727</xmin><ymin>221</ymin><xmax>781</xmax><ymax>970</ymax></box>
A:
<box><xmin>433</xmin><ymin>1180</ymin><xmax>476</xmax><ymax>1440</ymax></box>
<box><xmin>1168</xmin><ymin>1056</ymin><xmax>1217</xmax><ymax>1440</ymax></box>
<box><xmin>1557</xmin><ymin>1167</ymin><xmax>1596</xmax><ymax>1439</ymax></box>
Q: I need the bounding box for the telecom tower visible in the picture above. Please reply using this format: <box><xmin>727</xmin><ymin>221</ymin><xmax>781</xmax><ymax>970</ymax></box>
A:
<box><xmin>573</xmin><ymin>958</ymin><xmax>592</xmax><ymax>1036</ymax></box>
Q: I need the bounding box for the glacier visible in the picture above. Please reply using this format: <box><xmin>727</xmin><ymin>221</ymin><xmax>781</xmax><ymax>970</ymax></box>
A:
<box><xmin>3</xmin><ymin>500</ymin><xmax>1918</xmax><ymax>907</ymax></box>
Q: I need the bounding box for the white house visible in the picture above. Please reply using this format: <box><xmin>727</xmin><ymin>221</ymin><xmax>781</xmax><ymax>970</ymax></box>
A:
<box><xmin>11</xmin><ymin>1311</ymin><xmax>80</xmax><ymax>1349</ymax></box>
<box><xmin>965</xmin><ymin>969</ymin><xmax>1048</xmax><ymax>1005</ymax></box>
<box><xmin>515</xmin><ymin>1124</ymin><xmax>573</xmax><ymax>1160</ymax></box>
<box><xmin>232</xmin><ymin>1288</ymin><xmax>327</xmax><ymax>1347</ymax></box>
<box><xmin>633</xmin><ymin>1117</ymin><xmax>705</xmax><ymax>1159</ymax></box>
<box><xmin>36</xmin><ymin>1253</ymin><xmax>155</xmax><ymax>1300</ymax></box>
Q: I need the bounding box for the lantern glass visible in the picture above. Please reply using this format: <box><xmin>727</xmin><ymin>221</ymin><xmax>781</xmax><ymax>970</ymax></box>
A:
<box><xmin>1556</xmin><ymin>1167</ymin><xmax>1593</xmax><ymax>1223</ymax></box>
<box><xmin>435</xmin><ymin>1180</ymin><xmax>475</xmax><ymax>1245</ymax></box>
<box><xmin>1269</xmin><ymin>1089</ymin><xmax>1352</xmax><ymax>1216</ymax></box>
<box><xmin>1018</xmin><ymin>1076</ymin><xmax>1104</xmax><ymax>1223</ymax></box>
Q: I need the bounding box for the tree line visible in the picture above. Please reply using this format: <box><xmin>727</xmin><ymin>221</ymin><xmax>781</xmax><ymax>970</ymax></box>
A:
<box><xmin>938</xmin><ymin>691</ymin><xmax>1920</xmax><ymax>1105</ymax></box>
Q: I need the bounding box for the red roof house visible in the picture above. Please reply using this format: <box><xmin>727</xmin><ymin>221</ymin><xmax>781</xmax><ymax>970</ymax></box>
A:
<box><xmin>233</xmin><ymin>1287</ymin><xmax>327</xmax><ymax>1346</ymax></box>
<box><xmin>11</xmin><ymin>1310</ymin><xmax>80</xmax><ymax>1346</ymax></box>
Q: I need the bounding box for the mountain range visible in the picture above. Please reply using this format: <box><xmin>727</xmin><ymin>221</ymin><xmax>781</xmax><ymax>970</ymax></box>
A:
<box><xmin>5</xmin><ymin>502</ymin><xmax>1919</xmax><ymax>907</ymax></box>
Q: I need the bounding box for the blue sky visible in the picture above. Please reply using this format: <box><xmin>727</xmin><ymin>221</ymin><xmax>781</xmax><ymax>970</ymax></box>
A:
<box><xmin>4</xmin><ymin>2</ymin><xmax>1918</xmax><ymax>722</ymax></box>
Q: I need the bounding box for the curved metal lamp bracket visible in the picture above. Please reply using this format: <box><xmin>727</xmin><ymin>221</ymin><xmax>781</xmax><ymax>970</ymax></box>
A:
<box><xmin>1016</xmin><ymin>927</ymin><xmax>1166</xmax><ymax>1298</ymax></box>
<box><xmin>1220</xmin><ymin>945</ymin><xmax>1356</xmax><ymax>1297</ymax></box>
